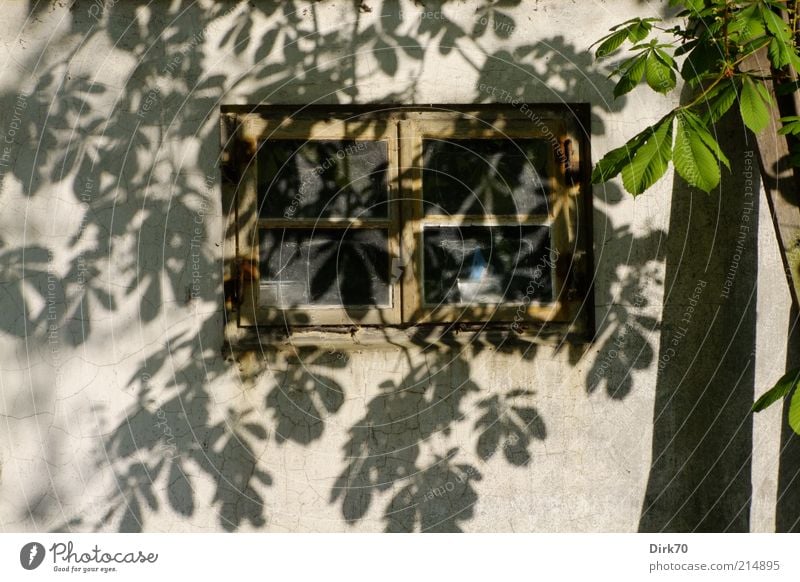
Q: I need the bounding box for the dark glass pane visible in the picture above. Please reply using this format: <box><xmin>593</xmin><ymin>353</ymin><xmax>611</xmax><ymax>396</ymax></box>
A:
<box><xmin>258</xmin><ymin>228</ymin><xmax>390</xmax><ymax>307</ymax></box>
<box><xmin>258</xmin><ymin>140</ymin><xmax>389</xmax><ymax>219</ymax></box>
<box><xmin>423</xmin><ymin>225</ymin><xmax>553</xmax><ymax>305</ymax></box>
<box><xmin>422</xmin><ymin>138</ymin><xmax>550</xmax><ymax>216</ymax></box>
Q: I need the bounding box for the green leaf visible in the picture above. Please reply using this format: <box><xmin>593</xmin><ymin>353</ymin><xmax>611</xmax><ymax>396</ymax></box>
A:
<box><xmin>701</xmin><ymin>80</ymin><xmax>738</xmax><ymax>123</ymax></box>
<box><xmin>610</xmin><ymin>17</ymin><xmax>657</xmax><ymax>31</ymax></box>
<box><xmin>769</xmin><ymin>37</ymin><xmax>793</xmax><ymax>69</ymax></box>
<box><xmin>683</xmin><ymin>111</ymin><xmax>730</xmax><ymax>168</ymax></box>
<box><xmin>778</xmin><ymin>116</ymin><xmax>800</xmax><ymax>135</ymax></box>
<box><xmin>655</xmin><ymin>47</ymin><xmax>677</xmax><ymax>69</ymax></box>
<box><xmin>681</xmin><ymin>41</ymin><xmax>723</xmax><ymax>86</ymax></box>
<box><xmin>753</xmin><ymin>367</ymin><xmax>800</xmax><ymax>412</ymax></box>
<box><xmin>595</xmin><ymin>29</ymin><xmax>629</xmax><ymax>58</ymax></box>
<box><xmin>790</xmin><ymin>385</ymin><xmax>800</xmax><ymax>434</ymax></box>
<box><xmin>761</xmin><ymin>5</ymin><xmax>797</xmax><ymax>68</ymax></box>
<box><xmin>673</xmin><ymin>0</ymin><xmax>704</xmax><ymax>14</ymax></box>
<box><xmin>739</xmin><ymin>34</ymin><xmax>771</xmax><ymax>57</ymax></box>
<box><xmin>594</xmin><ymin>18</ymin><xmax>658</xmax><ymax>57</ymax></box>
<box><xmin>645</xmin><ymin>51</ymin><xmax>677</xmax><ymax>93</ymax></box>
<box><xmin>674</xmin><ymin>39</ymin><xmax>698</xmax><ymax>57</ymax></box>
<box><xmin>621</xmin><ymin>115</ymin><xmax>675</xmax><ymax>195</ymax></box>
<box><xmin>673</xmin><ymin>113</ymin><xmax>721</xmax><ymax>192</ymax></box>
<box><xmin>614</xmin><ymin>53</ymin><xmax>647</xmax><ymax>98</ymax></box>
<box><xmin>762</xmin><ymin>5</ymin><xmax>791</xmax><ymax>43</ymax></box>
<box><xmin>729</xmin><ymin>4</ymin><xmax>765</xmax><ymax>42</ymax></box>
<box><xmin>627</xmin><ymin>20</ymin><xmax>653</xmax><ymax>43</ymax></box>
<box><xmin>591</xmin><ymin>132</ymin><xmax>647</xmax><ymax>184</ymax></box>
<box><xmin>739</xmin><ymin>76</ymin><xmax>771</xmax><ymax>133</ymax></box>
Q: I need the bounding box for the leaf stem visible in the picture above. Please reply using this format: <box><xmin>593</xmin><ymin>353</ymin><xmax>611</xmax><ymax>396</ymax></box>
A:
<box><xmin>678</xmin><ymin>52</ymin><xmax>754</xmax><ymax>112</ymax></box>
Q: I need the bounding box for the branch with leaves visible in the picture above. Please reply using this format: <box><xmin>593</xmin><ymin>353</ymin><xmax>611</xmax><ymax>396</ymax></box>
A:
<box><xmin>592</xmin><ymin>0</ymin><xmax>800</xmax><ymax>433</ymax></box>
<box><xmin>592</xmin><ymin>0</ymin><xmax>799</xmax><ymax>195</ymax></box>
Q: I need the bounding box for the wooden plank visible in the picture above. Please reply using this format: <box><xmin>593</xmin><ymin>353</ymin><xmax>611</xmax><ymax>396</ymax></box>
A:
<box><xmin>743</xmin><ymin>50</ymin><xmax>800</xmax><ymax>309</ymax></box>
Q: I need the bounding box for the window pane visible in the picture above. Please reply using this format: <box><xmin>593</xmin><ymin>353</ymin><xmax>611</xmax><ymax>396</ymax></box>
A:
<box><xmin>422</xmin><ymin>138</ymin><xmax>550</xmax><ymax>216</ymax></box>
<box><xmin>258</xmin><ymin>140</ymin><xmax>389</xmax><ymax>219</ymax></box>
<box><xmin>423</xmin><ymin>225</ymin><xmax>553</xmax><ymax>305</ymax></box>
<box><xmin>258</xmin><ymin>228</ymin><xmax>391</xmax><ymax>307</ymax></box>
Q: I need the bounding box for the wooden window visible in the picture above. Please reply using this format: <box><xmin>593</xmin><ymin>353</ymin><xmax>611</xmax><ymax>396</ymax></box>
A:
<box><xmin>222</xmin><ymin>106</ymin><xmax>593</xmax><ymax>337</ymax></box>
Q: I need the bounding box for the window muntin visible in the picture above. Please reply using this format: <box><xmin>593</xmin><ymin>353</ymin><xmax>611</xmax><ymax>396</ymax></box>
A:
<box><xmin>224</xmin><ymin>107</ymin><xmax>590</xmax><ymax>333</ymax></box>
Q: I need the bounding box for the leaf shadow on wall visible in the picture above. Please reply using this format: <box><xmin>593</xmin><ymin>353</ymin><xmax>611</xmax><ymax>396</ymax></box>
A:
<box><xmin>0</xmin><ymin>0</ymin><xmax>670</xmax><ymax>532</ymax></box>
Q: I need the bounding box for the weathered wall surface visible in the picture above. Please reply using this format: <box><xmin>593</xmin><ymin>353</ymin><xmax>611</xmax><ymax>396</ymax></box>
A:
<box><xmin>0</xmin><ymin>0</ymin><xmax>794</xmax><ymax>532</ymax></box>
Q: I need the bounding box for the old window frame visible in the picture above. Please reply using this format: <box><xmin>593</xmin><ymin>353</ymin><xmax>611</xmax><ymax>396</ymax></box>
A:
<box><xmin>221</xmin><ymin>105</ymin><xmax>592</xmax><ymax>337</ymax></box>
<box><xmin>231</xmin><ymin>114</ymin><xmax>402</xmax><ymax>326</ymax></box>
<box><xmin>398</xmin><ymin>112</ymin><xmax>583</xmax><ymax>325</ymax></box>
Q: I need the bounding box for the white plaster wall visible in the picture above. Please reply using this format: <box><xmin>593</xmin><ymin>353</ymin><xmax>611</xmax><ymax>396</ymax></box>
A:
<box><xmin>0</xmin><ymin>0</ymin><xmax>789</xmax><ymax>532</ymax></box>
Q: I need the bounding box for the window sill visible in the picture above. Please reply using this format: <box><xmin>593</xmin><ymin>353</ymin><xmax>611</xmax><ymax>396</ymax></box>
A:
<box><xmin>222</xmin><ymin>319</ymin><xmax>593</xmax><ymax>354</ymax></box>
